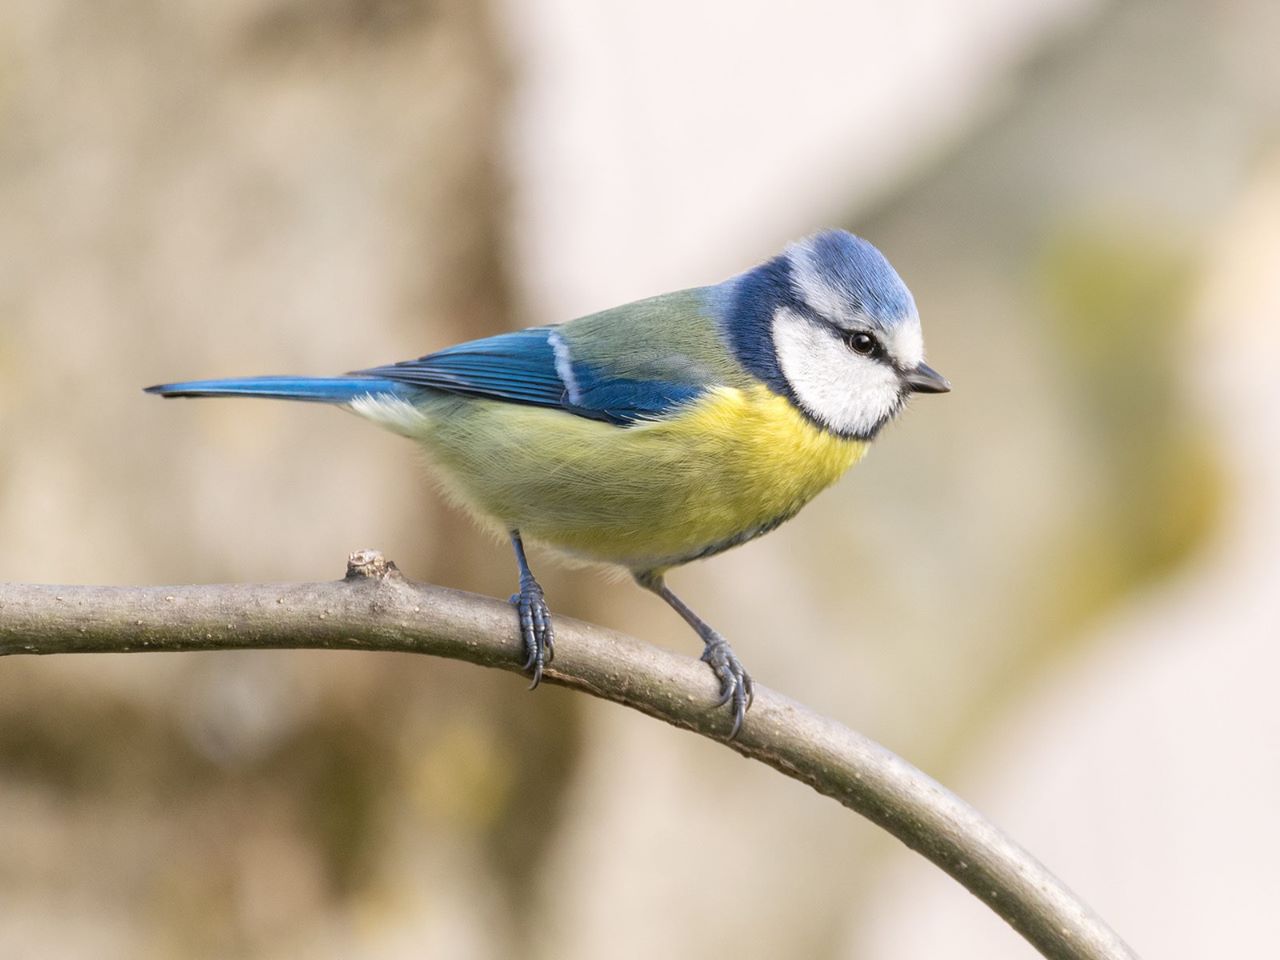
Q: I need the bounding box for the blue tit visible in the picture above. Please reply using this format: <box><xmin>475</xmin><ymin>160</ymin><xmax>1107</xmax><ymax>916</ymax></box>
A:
<box><xmin>147</xmin><ymin>229</ymin><xmax>948</xmax><ymax>737</ymax></box>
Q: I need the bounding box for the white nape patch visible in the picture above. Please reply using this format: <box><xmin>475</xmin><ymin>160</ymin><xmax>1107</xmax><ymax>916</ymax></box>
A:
<box><xmin>547</xmin><ymin>328</ymin><xmax>581</xmax><ymax>404</ymax></box>
<box><xmin>348</xmin><ymin>393</ymin><xmax>431</xmax><ymax>438</ymax></box>
<box><xmin>772</xmin><ymin>307</ymin><xmax>903</xmax><ymax>437</ymax></box>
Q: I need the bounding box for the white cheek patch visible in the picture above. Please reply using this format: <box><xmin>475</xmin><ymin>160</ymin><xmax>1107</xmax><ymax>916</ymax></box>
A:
<box><xmin>772</xmin><ymin>307</ymin><xmax>904</xmax><ymax>437</ymax></box>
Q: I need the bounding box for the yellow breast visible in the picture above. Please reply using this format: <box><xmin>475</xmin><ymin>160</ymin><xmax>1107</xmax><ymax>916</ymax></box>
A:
<box><xmin>419</xmin><ymin>385</ymin><xmax>866</xmax><ymax>571</ymax></box>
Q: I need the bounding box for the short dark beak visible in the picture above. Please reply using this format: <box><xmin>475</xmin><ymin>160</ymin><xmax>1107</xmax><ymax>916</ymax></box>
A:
<box><xmin>903</xmin><ymin>362</ymin><xmax>951</xmax><ymax>394</ymax></box>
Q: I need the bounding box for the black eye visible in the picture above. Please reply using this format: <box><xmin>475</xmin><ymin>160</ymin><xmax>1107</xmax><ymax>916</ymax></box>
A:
<box><xmin>844</xmin><ymin>331</ymin><xmax>881</xmax><ymax>358</ymax></box>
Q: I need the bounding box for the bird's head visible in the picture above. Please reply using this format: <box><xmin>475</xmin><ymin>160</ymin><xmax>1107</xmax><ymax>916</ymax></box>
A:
<box><xmin>720</xmin><ymin>229</ymin><xmax>948</xmax><ymax>440</ymax></box>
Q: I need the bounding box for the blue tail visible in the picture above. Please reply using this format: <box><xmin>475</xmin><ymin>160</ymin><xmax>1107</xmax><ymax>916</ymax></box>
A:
<box><xmin>144</xmin><ymin>375</ymin><xmax>413</xmax><ymax>404</ymax></box>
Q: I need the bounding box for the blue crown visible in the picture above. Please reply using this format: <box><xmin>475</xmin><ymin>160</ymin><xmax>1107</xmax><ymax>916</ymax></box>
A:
<box><xmin>788</xmin><ymin>230</ymin><xmax>916</xmax><ymax>331</ymax></box>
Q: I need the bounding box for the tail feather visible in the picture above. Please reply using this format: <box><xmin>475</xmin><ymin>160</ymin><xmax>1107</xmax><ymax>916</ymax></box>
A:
<box><xmin>144</xmin><ymin>376</ymin><xmax>412</xmax><ymax>404</ymax></box>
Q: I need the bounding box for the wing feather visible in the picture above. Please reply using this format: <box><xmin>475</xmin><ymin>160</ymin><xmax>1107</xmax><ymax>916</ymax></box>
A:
<box><xmin>355</xmin><ymin>322</ymin><xmax>709</xmax><ymax>425</ymax></box>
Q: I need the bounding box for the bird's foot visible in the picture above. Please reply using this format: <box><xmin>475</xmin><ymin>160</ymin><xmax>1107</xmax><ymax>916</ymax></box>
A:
<box><xmin>510</xmin><ymin>577</ymin><xmax>555</xmax><ymax>689</ymax></box>
<box><xmin>700</xmin><ymin>633</ymin><xmax>754</xmax><ymax>739</ymax></box>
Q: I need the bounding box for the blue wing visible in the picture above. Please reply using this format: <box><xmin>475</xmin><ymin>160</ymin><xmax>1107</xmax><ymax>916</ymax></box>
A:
<box><xmin>357</xmin><ymin>325</ymin><xmax>707</xmax><ymax>425</ymax></box>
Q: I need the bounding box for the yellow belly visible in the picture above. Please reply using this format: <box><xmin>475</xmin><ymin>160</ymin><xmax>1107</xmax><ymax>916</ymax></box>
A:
<box><xmin>415</xmin><ymin>385</ymin><xmax>866</xmax><ymax>571</ymax></box>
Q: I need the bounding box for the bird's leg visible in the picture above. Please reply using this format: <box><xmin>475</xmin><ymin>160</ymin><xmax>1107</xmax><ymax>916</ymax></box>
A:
<box><xmin>509</xmin><ymin>530</ymin><xmax>554</xmax><ymax>689</ymax></box>
<box><xmin>634</xmin><ymin>571</ymin><xmax>754</xmax><ymax>739</ymax></box>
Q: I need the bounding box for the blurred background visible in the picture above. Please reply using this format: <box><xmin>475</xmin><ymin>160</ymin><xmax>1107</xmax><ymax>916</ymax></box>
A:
<box><xmin>0</xmin><ymin>0</ymin><xmax>1277</xmax><ymax>956</ymax></box>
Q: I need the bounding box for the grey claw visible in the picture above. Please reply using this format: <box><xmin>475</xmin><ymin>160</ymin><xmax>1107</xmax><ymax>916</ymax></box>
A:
<box><xmin>512</xmin><ymin>579</ymin><xmax>554</xmax><ymax>689</ymax></box>
<box><xmin>701</xmin><ymin>637</ymin><xmax>752</xmax><ymax>739</ymax></box>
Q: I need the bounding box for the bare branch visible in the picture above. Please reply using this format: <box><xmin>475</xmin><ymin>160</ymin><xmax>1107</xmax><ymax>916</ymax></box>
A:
<box><xmin>0</xmin><ymin>550</ymin><xmax>1137</xmax><ymax>960</ymax></box>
